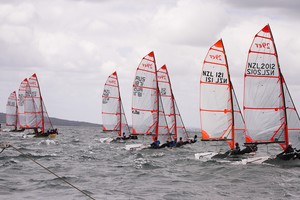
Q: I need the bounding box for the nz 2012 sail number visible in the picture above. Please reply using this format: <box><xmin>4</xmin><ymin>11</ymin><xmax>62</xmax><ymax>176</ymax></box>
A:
<box><xmin>246</xmin><ymin>62</ymin><xmax>275</xmax><ymax>76</ymax></box>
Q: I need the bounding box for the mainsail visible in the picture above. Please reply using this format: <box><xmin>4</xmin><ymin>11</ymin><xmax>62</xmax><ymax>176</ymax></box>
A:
<box><xmin>200</xmin><ymin>39</ymin><xmax>245</xmax><ymax>149</ymax></box>
<box><xmin>18</xmin><ymin>78</ymin><xmax>28</xmax><ymax>129</ymax></box>
<box><xmin>24</xmin><ymin>73</ymin><xmax>54</xmax><ymax>134</ymax></box>
<box><xmin>102</xmin><ymin>71</ymin><xmax>130</xmax><ymax>137</ymax></box>
<box><xmin>6</xmin><ymin>91</ymin><xmax>18</xmax><ymax>129</ymax></box>
<box><xmin>244</xmin><ymin>24</ymin><xmax>300</xmax><ymax>149</ymax></box>
<box><xmin>132</xmin><ymin>52</ymin><xmax>170</xmax><ymax>143</ymax></box>
<box><xmin>157</xmin><ymin>65</ymin><xmax>189</xmax><ymax>142</ymax></box>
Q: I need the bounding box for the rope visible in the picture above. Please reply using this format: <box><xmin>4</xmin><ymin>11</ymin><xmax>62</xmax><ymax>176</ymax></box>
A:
<box><xmin>3</xmin><ymin>144</ymin><xmax>96</xmax><ymax>200</ymax></box>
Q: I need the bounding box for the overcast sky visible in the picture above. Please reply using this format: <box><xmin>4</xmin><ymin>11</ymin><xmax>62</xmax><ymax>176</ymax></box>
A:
<box><xmin>1</xmin><ymin>0</ymin><xmax>300</xmax><ymax>128</ymax></box>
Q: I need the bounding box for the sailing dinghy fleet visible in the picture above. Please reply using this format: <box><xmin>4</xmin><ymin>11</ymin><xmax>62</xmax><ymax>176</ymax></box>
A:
<box><xmin>100</xmin><ymin>25</ymin><xmax>300</xmax><ymax>165</ymax></box>
<box><xmin>4</xmin><ymin>73</ymin><xmax>58</xmax><ymax>138</ymax></box>
<box><xmin>3</xmin><ymin>24</ymin><xmax>299</xmax><ymax>165</ymax></box>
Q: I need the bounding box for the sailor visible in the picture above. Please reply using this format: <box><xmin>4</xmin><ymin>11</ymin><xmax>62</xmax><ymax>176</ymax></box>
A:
<box><xmin>159</xmin><ymin>140</ymin><xmax>170</xmax><ymax>148</ymax></box>
<box><xmin>150</xmin><ymin>137</ymin><xmax>160</xmax><ymax>148</ymax></box>
<box><xmin>276</xmin><ymin>143</ymin><xmax>295</xmax><ymax>160</ymax></box>
<box><xmin>168</xmin><ymin>139</ymin><xmax>177</xmax><ymax>148</ymax></box>
<box><xmin>293</xmin><ymin>148</ymin><xmax>300</xmax><ymax>160</ymax></box>
<box><xmin>190</xmin><ymin>135</ymin><xmax>198</xmax><ymax>144</ymax></box>
<box><xmin>240</xmin><ymin>144</ymin><xmax>258</xmax><ymax>154</ymax></box>
<box><xmin>176</xmin><ymin>137</ymin><xmax>184</xmax><ymax>147</ymax></box>
<box><xmin>130</xmin><ymin>134</ymin><xmax>138</xmax><ymax>140</ymax></box>
<box><xmin>122</xmin><ymin>132</ymin><xmax>130</xmax><ymax>140</ymax></box>
<box><xmin>230</xmin><ymin>142</ymin><xmax>241</xmax><ymax>155</ymax></box>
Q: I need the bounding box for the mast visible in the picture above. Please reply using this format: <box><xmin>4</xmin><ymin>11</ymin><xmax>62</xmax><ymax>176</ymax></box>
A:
<box><xmin>116</xmin><ymin>72</ymin><xmax>122</xmax><ymax>137</ymax></box>
<box><xmin>115</xmin><ymin>71</ymin><xmax>130</xmax><ymax>137</ymax></box>
<box><xmin>268</xmin><ymin>25</ymin><xmax>289</xmax><ymax>148</ymax></box>
<box><xmin>164</xmin><ymin>65</ymin><xmax>177</xmax><ymax>139</ymax></box>
<box><xmin>221</xmin><ymin>39</ymin><xmax>236</xmax><ymax>149</ymax></box>
<box><xmin>15</xmin><ymin>92</ymin><xmax>19</xmax><ymax>130</ymax></box>
<box><xmin>32</xmin><ymin>74</ymin><xmax>45</xmax><ymax>133</ymax></box>
<box><xmin>153</xmin><ymin>52</ymin><xmax>159</xmax><ymax>138</ymax></box>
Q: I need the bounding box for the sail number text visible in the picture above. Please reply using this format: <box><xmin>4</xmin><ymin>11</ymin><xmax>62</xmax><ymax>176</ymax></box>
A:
<box><xmin>202</xmin><ymin>71</ymin><xmax>228</xmax><ymax>84</ymax></box>
<box><xmin>133</xmin><ymin>76</ymin><xmax>145</xmax><ymax>97</ymax></box>
<box><xmin>102</xmin><ymin>89</ymin><xmax>110</xmax><ymax>104</ymax></box>
<box><xmin>246</xmin><ymin>62</ymin><xmax>275</xmax><ymax>76</ymax></box>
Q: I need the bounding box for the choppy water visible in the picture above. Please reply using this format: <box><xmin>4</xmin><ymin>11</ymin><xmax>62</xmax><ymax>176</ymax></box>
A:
<box><xmin>1</xmin><ymin>126</ymin><xmax>300</xmax><ymax>200</ymax></box>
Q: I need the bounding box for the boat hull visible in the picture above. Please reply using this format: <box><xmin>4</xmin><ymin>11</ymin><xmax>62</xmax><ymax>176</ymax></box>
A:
<box><xmin>125</xmin><ymin>144</ymin><xmax>149</xmax><ymax>151</ymax></box>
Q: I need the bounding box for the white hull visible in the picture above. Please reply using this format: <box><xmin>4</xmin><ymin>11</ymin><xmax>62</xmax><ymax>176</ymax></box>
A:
<box><xmin>125</xmin><ymin>143</ymin><xmax>149</xmax><ymax>151</ymax></box>
<box><xmin>234</xmin><ymin>156</ymin><xmax>271</xmax><ymax>165</ymax></box>
<box><xmin>264</xmin><ymin>156</ymin><xmax>300</xmax><ymax>167</ymax></box>
<box><xmin>22</xmin><ymin>133</ymin><xmax>35</xmax><ymax>138</ymax></box>
<box><xmin>194</xmin><ymin>152</ymin><xmax>219</xmax><ymax>161</ymax></box>
<box><xmin>195</xmin><ymin>152</ymin><xmax>269</xmax><ymax>164</ymax></box>
<box><xmin>99</xmin><ymin>137</ymin><xmax>114</xmax><ymax>143</ymax></box>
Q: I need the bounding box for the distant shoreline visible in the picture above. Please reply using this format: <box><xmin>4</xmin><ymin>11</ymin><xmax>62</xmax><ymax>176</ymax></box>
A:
<box><xmin>0</xmin><ymin>112</ymin><xmax>101</xmax><ymax>128</ymax></box>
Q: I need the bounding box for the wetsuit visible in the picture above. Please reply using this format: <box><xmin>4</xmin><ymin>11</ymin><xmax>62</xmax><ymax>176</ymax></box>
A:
<box><xmin>150</xmin><ymin>140</ymin><xmax>160</xmax><ymax>149</ymax></box>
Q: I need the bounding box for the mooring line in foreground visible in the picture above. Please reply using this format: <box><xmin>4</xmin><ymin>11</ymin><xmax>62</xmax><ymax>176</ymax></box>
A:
<box><xmin>2</xmin><ymin>143</ymin><xmax>96</xmax><ymax>200</ymax></box>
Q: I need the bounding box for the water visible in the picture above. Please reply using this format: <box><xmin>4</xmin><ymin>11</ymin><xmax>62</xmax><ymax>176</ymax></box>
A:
<box><xmin>1</xmin><ymin>126</ymin><xmax>300</xmax><ymax>200</ymax></box>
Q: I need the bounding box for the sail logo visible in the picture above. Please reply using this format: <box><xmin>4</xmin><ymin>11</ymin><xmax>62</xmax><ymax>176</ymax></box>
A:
<box><xmin>108</xmin><ymin>80</ymin><xmax>116</xmax><ymax>85</ymax></box>
<box><xmin>254</xmin><ymin>42</ymin><xmax>270</xmax><ymax>49</ymax></box>
<box><xmin>30</xmin><ymin>81</ymin><xmax>37</xmax><ymax>85</ymax></box>
<box><xmin>209</xmin><ymin>54</ymin><xmax>222</xmax><ymax>60</ymax></box>
<box><xmin>158</xmin><ymin>75</ymin><xmax>166</xmax><ymax>80</ymax></box>
<box><xmin>246</xmin><ymin>62</ymin><xmax>275</xmax><ymax>76</ymax></box>
<box><xmin>142</xmin><ymin>63</ymin><xmax>153</xmax><ymax>69</ymax></box>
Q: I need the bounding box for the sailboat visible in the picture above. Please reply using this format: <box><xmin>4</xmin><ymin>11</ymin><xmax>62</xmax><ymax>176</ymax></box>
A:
<box><xmin>101</xmin><ymin>71</ymin><xmax>133</xmax><ymax>143</ymax></box>
<box><xmin>23</xmin><ymin>73</ymin><xmax>57</xmax><ymax>138</ymax></box>
<box><xmin>243</xmin><ymin>24</ymin><xmax>300</xmax><ymax>164</ymax></box>
<box><xmin>126</xmin><ymin>51</ymin><xmax>171</xmax><ymax>150</ymax></box>
<box><xmin>5</xmin><ymin>91</ymin><xmax>23</xmax><ymax>132</ymax></box>
<box><xmin>157</xmin><ymin>65</ymin><xmax>189</xmax><ymax>143</ymax></box>
<box><xmin>195</xmin><ymin>39</ymin><xmax>246</xmax><ymax>160</ymax></box>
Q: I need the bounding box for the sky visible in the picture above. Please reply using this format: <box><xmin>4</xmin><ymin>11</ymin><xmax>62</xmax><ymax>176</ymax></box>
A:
<box><xmin>1</xmin><ymin>0</ymin><xmax>300</xmax><ymax>129</ymax></box>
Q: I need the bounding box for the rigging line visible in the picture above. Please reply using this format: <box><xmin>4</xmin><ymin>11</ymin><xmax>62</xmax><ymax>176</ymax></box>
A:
<box><xmin>7</xmin><ymin>144</ymin><xmax>96</xmax><ymax>200</ymax></box>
